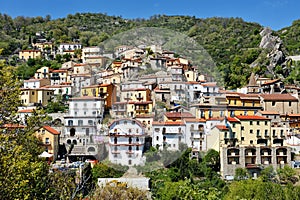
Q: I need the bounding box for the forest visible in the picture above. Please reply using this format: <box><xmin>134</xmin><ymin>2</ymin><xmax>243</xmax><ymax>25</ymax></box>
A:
<box><xmin>1</xmin><ymin>13</ymin><xmax>300</xmax><ymax>88</ymax></box>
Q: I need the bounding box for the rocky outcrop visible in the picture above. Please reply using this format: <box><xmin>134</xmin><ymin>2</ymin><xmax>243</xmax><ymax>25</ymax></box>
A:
<box><xmin>256</xmin><ymin>27</ymin><xmax>287</xmax><ymax>76</ymax></box>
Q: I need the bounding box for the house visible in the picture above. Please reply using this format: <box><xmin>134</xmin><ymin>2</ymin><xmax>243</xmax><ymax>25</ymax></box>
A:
<box><xmin>19</xmin><ymin>50</ymin><xmax>42</xmax><ymax>61</ymax></box>
<box><xmin>62</xmin><ymin>96</ymin><xmax>105</xmax><ymax>160</ymax></box>
<box><xmin>260</xmin><ymin>93</ymin><xmax>299</xmax><ymax>115</ymax></box>
<box><xmin>81</xmin><ymin>46</ymin><xmax>102</xmax><ymax>63</ymax></box>
<box><xmin>20</xmin><ymin>88</ymin><xmax>54</xmax><ymax>106</ymax></box>
<box><xmin>17</xmin><ymin>108</ymin><xmax>34</xmax><ymax>124</ymax></box>
<box><xmin>58</xmin><ymin>43</ymin><xmax>82</xmax><ymax>54</ymax></box>
<box><xmin>108</xmin><ymin>119</ymin><xmax>146</xmax><ymax>166</ymax></box>
<box><xmin>152</xmin><ymin>120</ymin><xmax>186</xmax><ymax>151</ymax></box>
<box><xmin>23</xmin><ymin>78</ymin><xmax>50</xmax><ymax>89</ymax></box>
<box><xmin>226</xmin><ymin>92</ymin><xmax>262</xmax><ymax>117</ymax></box>
<box><xmin>119</xmin><ymin>88</ymin><xmax>153</xmax><ymax>117</ymax></box>
<box><xmin>50</xmin><ymin>69</ymin><xmax>71</xmax><ymax>85</ymax></box>
<box><xmin>34</xmin><ymin>66</ymin><xmax>51</xmax><ymax>79</ymax></box>
<box><xmin>208</xmin><ymin>115</ymin><xmax>292</xmax><ymax>178</ymax></box>
<box><xmin>81</xmin><ymin>83</ymin><xmax>117</xmax><ymax>109</ymax></box>
<box><xmin>36</xmin><ymin>126</ymin><xmax>60</xmax><ymax>160</ymax></box>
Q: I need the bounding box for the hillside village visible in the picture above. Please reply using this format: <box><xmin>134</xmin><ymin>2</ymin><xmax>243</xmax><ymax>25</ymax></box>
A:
<box><xmin>13</xmin><ymin>32</ymin><xmax>300</xmax><ymax>181</ymax></box>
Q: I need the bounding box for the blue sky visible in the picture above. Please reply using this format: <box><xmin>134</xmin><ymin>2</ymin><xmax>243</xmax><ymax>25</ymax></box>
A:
<box><xmin>0</xmin><ymin>0</ymin><xmax>299</xmax><ymax>30</ymax></box>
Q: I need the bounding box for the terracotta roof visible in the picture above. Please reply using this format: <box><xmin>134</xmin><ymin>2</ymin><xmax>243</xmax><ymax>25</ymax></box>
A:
<box><xmin>236</xmin><ymin>115</ymin><xmax>270</xmax><ymax>120</ymax></box>
<box><xmin>135</xmin><ymin>114</ymin><xmax>155</xmax><ymax>118</ymax></box>
<box><xmin>164</xmin><ymin>112</ymin><xmax>194</xmax><ymax>118</ymax></box>
<box><xmin>215</xmin><ymin>125</ymin><xmax>229</xmax><ymax>131</ymax></box>
<box><xmin>227</xmin><ymin>117</ymin><xmax>240</xmax><ymax>123</ymax></box>
<box><xmin>184</xmin><ymin>118</ymin><xmax>206</xmax><ymax>122</ymax></box>
<box><xmin>43</xmin><ymin>126</ymin><xmax>60</xmax><ymax>135</ymax></box>
<box><xmin>201</xmin><ymin>82</ymin><xmax>217</xmax><ymax>87</ymax></box>
<box><xmin>18</xmin><ymin>109</ymin><xmax>34</xmax><ymax>113</ymax></box>
<box><xmin>152</xmin><ymin>121</ymin><xmax>186</xmax><ymax>126</ymax></box>
<box><xmin>3</xmin><ymin>124</ymin><xmax>26</xmax><ymax>128</ymax></box>
<box><xmin>260</xmin><ymin>94</ymin><xmax>298</xmax><ymax>101</ymax></box>
<box><xmin>261</xmin><ymin>79</ymin><xmax>281</xmax><ymax>85</ymax></box>
<box><xmin>288</xmin><ymin>114</ymin><xmax>300</xmax><ymax>117</ymax></box>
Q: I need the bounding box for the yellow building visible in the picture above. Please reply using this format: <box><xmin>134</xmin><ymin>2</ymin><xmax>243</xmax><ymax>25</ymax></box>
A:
<box><xmin>226</xmin><ymin>92</ymin><xmax>261</xmax><ymax>117</ymax></box>
<box><xmin>119</xmin><ymin>88</ymin><xmax>153</xmax><ymax>117</ymax></box>
<box><xmin>19</xmin><ymin>50</ymin><xmax>42</xmax><ymax>61</ymax></box>
<box><xmin>36</xmin><ymin>126</ymin><xmax>60</xmax><ymax>160</ymax></box>
<box><xmin>81</xmin><ymin>83</ymin><xmax>116</xmax><ymax>108</ymax></box>
<box><xmin>20</xmin><ymin>88</ymin><xmax>54</xmax><ymax>106</ymax></box>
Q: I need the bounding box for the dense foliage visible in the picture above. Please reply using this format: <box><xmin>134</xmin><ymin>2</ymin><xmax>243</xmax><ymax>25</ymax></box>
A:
<box><xmin>0</xmin><ymin>13</ymin><xmax>265</xmax><ymax>88</ymax></box>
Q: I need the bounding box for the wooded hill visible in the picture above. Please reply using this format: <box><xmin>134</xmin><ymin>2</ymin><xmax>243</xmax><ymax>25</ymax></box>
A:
<box><xmin>0</xmin><ymin>12</ymin><xmax>299</xmax><ymax>88</ymax></box>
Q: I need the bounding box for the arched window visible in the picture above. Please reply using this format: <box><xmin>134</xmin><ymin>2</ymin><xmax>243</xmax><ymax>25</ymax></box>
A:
<box><xmin>70</xmin><ymin>128</ymin><xmax>75</xmax><ymax>137</ymax></box>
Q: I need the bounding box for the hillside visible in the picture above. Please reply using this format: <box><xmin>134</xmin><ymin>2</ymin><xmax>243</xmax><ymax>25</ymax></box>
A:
<box><xmin>1</xmin><ymin>12</ymin><xmax>298</xmax><ymax>88</ymax></box>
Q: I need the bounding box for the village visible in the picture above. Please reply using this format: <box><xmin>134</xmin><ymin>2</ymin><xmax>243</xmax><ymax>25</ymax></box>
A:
<box><xmin>16</xmin><ymin>36</ymin><xmax>300</xmax><ymax>180</ymax></box>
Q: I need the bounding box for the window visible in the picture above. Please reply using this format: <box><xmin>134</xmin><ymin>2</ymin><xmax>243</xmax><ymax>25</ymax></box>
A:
<box><xmin>132</xmin><ymin>121</ymin><xmax>136</xmax><ymax>125</ymax></box>
<box><xmin>136</xmin><ymin>146</ymin><xmax>139</xmax><ymax>151</ymax></box>
<box><xmin>241</xmin><ymin>137</ymin><xmax>244</xmax><ymax>141</ymax></box>
<box><xmin>78</xmin><ymin>120</ymin><xmax>83</xmax><ymax>126</ymax></box>
<box><xmin>234</xmin><ymin>100</ymin><xmax>236</xmax><ymax>105</ymax></box>
<box><xmin>265</xmin><ymin>130</ymin><xmax>268</xmax><ymax>136</ymax></box>
<box><xmin>250</xmin><ymin>121</ymin><xmax>253</xmax><ymax>125</ymax></box>
<box><xmin>124</xmin><ymin>121</ymin><xmax>127</xmax><ymax>125</ymax></box>
<box><xmin>233</xmin><ymin>123</ymin><xmax>236</xmax><ymax>128</ymax></box>
<box><xmin>241</xmin><ymin>126</ymin><xmax>244</xmax><ymax>131</ymax></box>
<box><xmin>68</xmin><ymin>120</ymin><xmax>73</xmax><ymax>126</ymax></box>
<box><xmin>272</xmin><ymin>101</ymin><xmax>276</xmax><ymax>106</ymax></box>
<box><xmin>257</xmin><ymin>121</ymin><xmax>260</xmax><ymax>125</ymax></box>
<box><xmin>88</xmin><ymin>120</ymin><xmax>93</xmax><ymax>125</ymax></box>
<box><xmin>128</xmin><ymin>160</ymin><xmax>132</xmax><ymax>165</ymax></box>
<box><xmin>250</xmin><ymin>129</ymin><xmax>253</xmax><ymax>134</ymax></box>
<box><xmin>156</xmin><ymin>136</ymin><xmax>159</xmax><ymax>141</ymax></box>
<box><xmin>178</xmin><ymin>136</ymin><xmax>182</xmax><ymax>142</ymax></box>
<box><xmin>289</xmin><ymin>101</ymin><xmax>292</xmax><ymax>107</ymax></box>
<box><xmin>45</xmin><ymin>138</ymin><xmax>50</xmax><ymax>144</ymax></box>
<box><xmin>257</xmin><ymin>130</ymin><xmax>260</xmax><ymax>136</ymax></box>
<box><xmin>224</xmin><ymin>132</ymin><xmax>227</xmax><ymax>139</ymax></box>
<box><xmin>136</xmin><ymin>137</ymin><xmax>139</xmax><ymax>142</ymax></box>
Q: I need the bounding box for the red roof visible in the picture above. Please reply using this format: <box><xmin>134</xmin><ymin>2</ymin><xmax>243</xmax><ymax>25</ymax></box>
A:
<box><xmin>164</xmin><ymin>112</ymin><xmax>194</xmax><ymax>118</ymax></box>
<box><xmin>260</xmin><ymin>94</ymin><xmax>298</xmax><ymax>101</ymax></box>
<box><xmin>215</xmin><ymin>125</ymin><xmax>229</xmax><ymax>131</ymax></box>
<box><xmin>18</xmin><ymin>109</ymin><xmax>34</xmax><ymax>113</ymax></box>
<box><xmin>227</xmin><ymin>117</ymin><xmax>240</xmax><ymax>123</ymax></box>
<box><xmin>152</xmin><ymin>121</ymin><xmax>186</xmax><ymax>126</ymax></box>
<box><xmin>236</xmin><ymin>115</ymin><xmax>270</xmax><ymax>120</ymax></box>
<box><xmin>184</xmin><ymin>118</ymin><xmax>206</xmax><ymax>122</ymax></box>
<box><xmin>43</xmin><ymin>126</ymin><xmax>60</xmax><ymax>135</ymax></box>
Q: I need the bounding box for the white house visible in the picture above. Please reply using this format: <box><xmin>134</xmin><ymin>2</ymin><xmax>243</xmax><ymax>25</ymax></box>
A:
<box><xmin>108</xmin><ymin>119</ymin><xmax>146</xmax><ymax>166</ymax></box>
<box><xmin>62</xmin><ymin>96</ymin><xmax>105</xmax><ymax>157</ymax></box>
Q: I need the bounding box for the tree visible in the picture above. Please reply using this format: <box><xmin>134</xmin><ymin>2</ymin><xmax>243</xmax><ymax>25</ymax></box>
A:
<box><xmin>277</xmin><ymin>165</ymin><xmax>298</xmax><ymax>184</ymax></box>
<box><xmin>89</xmin><ymin>183</ymin><xmax>149</xmax><ymax>200</ymax></box>
<box><xmin>0</xmin><ymin>62</ymin><xmax>50</xmax><ymax>199</ymax></box>
<box><xmin>234</xmin><ymin>167</ymin><xmax>250</xmax><ymax>180</ymax></box>
<box><xmin>202</xmin><ymin>149</ymin><xmax>220</xmax><ymax>171</ymax></box>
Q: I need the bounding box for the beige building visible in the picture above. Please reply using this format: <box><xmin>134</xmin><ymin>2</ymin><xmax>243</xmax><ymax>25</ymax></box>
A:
<box><xmin>36</xmin><ymin>125</ymin><xmax>60</xmax><ymax>160</ymax></box>
<box><xmin>260</xmin><ymin>94</ymin><xmax>299</xmax><ymax>115</ymax></box>
<box><xmin>21</xmin><ymin>88</ymin><xmax>54</xmax><ymax>106</ymax></box>
<box><xmin>19</xmin><ymin>50</ymin><xmax>42</xmax><ymax>61</ymax></box>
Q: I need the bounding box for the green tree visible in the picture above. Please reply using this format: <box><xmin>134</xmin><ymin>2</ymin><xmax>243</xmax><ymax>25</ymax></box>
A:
<box><xmin>234</xmin><ymin>167</ymin><xmax>250</xmax><ymax>180</ymax></box>
<box><xmin>0</xmin><ymin>62</ymin><xmax>50</xmax><ymax>199</ymax></box>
